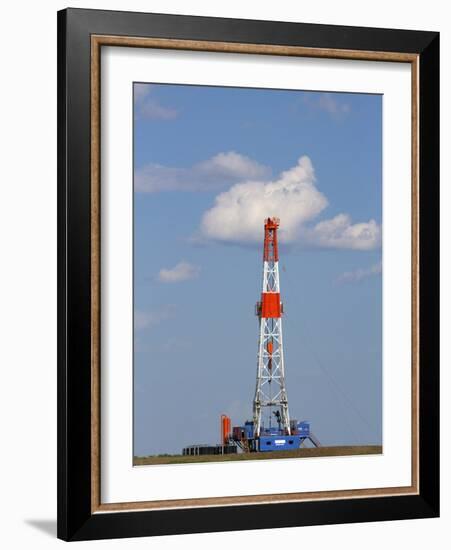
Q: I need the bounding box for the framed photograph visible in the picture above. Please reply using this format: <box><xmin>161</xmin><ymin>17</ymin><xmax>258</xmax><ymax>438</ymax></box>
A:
<box><xmin>57</xmin><ymin>8</ymin><xmax>439</xmax><ymax>541</ymax></box>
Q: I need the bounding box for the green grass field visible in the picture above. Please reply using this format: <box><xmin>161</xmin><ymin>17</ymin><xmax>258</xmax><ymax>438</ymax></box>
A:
<box><xmin>134</xmin><ymin>445</ymin><xmax>382</xmax><ymax>466</ymax></box>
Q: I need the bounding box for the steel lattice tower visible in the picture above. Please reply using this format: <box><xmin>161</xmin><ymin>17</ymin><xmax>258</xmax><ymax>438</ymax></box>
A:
<box><xmin>253</xmin><ymin>218</ymin><xmax>291</xmax><ymax>437</ymax></box>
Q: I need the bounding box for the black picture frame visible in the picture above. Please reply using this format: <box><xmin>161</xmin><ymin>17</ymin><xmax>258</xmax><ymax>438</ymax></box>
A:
<box><xmin>57</xmin><ymin>7</ymin><xmax>439</xmax><ymax>541</ymax></box>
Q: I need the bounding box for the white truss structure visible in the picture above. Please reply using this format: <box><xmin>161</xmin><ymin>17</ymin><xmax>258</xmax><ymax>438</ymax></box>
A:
<box><xmin>253</xmin><ymin>259</ymin><xmax>291</xmax><ymax>437</ymax></box>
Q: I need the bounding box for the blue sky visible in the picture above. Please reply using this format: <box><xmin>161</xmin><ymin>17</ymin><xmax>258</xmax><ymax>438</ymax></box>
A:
<box><xmin>133</xmin><ymin>83</ymin><xmax>382</xmax><ymax>456</ymax></box>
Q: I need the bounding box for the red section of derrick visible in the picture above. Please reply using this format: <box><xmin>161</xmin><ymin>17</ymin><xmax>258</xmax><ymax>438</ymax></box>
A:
<box><xmin>261</xmin><ymin>292</ymin><xmax>281</xmax><ymax>318</ymax></box>
<box><xmin>263</xmin><ymin>217</ymin><xmax>279</xmax><ymax>262</ymax></box>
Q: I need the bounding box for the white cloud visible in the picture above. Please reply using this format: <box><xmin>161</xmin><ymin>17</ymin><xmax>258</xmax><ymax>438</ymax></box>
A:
<box><xmin>135</xmin><ymin>151</ymin><xmax>271</xmax><ymax>193</ymax></box>
<box><xmin>200</xmin><ymin>156</ymin><xmax>327</xmax><ymax>243</ymax></box>
<box><xmin>311</xmin><ymin>214</ymin><xmax>381</xmax><ymax>250</ymax></box>
<box><xmin>303</xmin><ymin>92</ymin><xmax>351</xmax><ymax>120</ymax></box>
<box><xmin>318</xmin><ymin>93</ymin><xmax>351</xmax><ymax>118</ymax></box>
<box><xmin>199</xmin><ymin>155</ymin><xmax>381</xmax><ymax>251</ymax></box>
<box><xmin>336</xmin><ymin>261</ymin><xmax>382</xmax><ymax>284</ymax></box>
<box><xmin>199</xmin><ymin>151</ymin><xmax>269</xmax><ymax>180</ymax></box>
<box><xmin>134</xmin><ymin>305</ymin><xmax>176</xmax><ymax>330</ymax></box>
<box><xmin>140</xmin><ymin>100</ymin><xmax>178</xmax><ymax>120</ymax></box>
<box><xmin>157</xmin><ymin>262</ymin><xmax>200</xmax><ymax>283</ymax></box>
<box><xmin>134</xmin><ymin>83</ymin><xmax>178</xmax><ymax>120</ymax></box>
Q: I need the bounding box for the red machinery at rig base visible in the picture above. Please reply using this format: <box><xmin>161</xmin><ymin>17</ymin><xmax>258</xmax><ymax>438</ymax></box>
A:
<box><xmin>183</xmin><ymin>218</ymin><xmax>320</xmax><ymax>457</ymax></box>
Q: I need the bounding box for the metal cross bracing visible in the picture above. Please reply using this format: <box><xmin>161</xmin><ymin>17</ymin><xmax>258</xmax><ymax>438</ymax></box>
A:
<box><xmin>253</xmin><ymin>218</ymin><xmax>291</xmax><ymax>437</ymax></box>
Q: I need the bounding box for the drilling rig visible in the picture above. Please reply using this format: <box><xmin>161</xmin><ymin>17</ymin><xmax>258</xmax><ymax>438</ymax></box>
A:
<box><xmin>253</xmin><ymin>216</ymin><xmax>290</xmax><ymax>439</ymax></box>
<box><xmin>227</xmin><ymin>217</ymin><xmax>320</xmax><ymax>452</ymax></box>
<box><xmin>183</xmin><ymin>217</ymin><xmax>319</xmax><ymax>456</ymax></box>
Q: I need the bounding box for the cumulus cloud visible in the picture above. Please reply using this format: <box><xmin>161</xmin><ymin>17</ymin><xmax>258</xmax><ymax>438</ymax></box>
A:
<box><xmin>157</xmin><ymin>262</ymin><xmax>200</xmax><ymax>283</ymax></box>
<box><xmin>135</xmin><ymin>151</ymin><xmax>271</xmax><ymax>193</ymax></box>
<box><xmin>310</xmin><ymin>214</ymin><xmax>381</xmax><ymax>250</ymax></box>
<box><xmin>134</xmin><ymin>305</ymin><xmax>176</xmax><ymax>330</ymax></box>
<box><xmin>199</xmin><ymin>155</ymin><xmax>381</xmax><ymax>250</ymax></box>
<box><xmin>134</xmin><ymin>83</ymin><xmax>178</xmax><ymax>120</ymax></box>
<box><xmin>200</xmin><ymin>156</ymin><xmax>327</xmax><ymax>243</ymax></box>
<box><xmin>336</xmin><ymin>261</ymin><xmax>382</xmax><ymax>285</ymax></box>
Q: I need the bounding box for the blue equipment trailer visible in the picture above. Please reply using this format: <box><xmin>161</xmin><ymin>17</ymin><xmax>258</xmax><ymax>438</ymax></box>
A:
<box><xmin>230</xmin><ymin>420</ymin><xmax>320</xmax><ymax>452</ymax></box>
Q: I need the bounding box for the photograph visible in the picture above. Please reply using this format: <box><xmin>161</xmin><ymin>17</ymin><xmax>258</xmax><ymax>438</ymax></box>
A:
<box><xmin>132</xmin><ymin>82</ymin><xmax>383</xmax><ymax>466</ymax></box>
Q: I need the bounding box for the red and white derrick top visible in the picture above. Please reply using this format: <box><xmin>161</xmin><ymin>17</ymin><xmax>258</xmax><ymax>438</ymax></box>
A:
<box><xmin>260</xmin><ymin>217</ymin><xmax>282</xmax><ymax>319</ymax></box>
